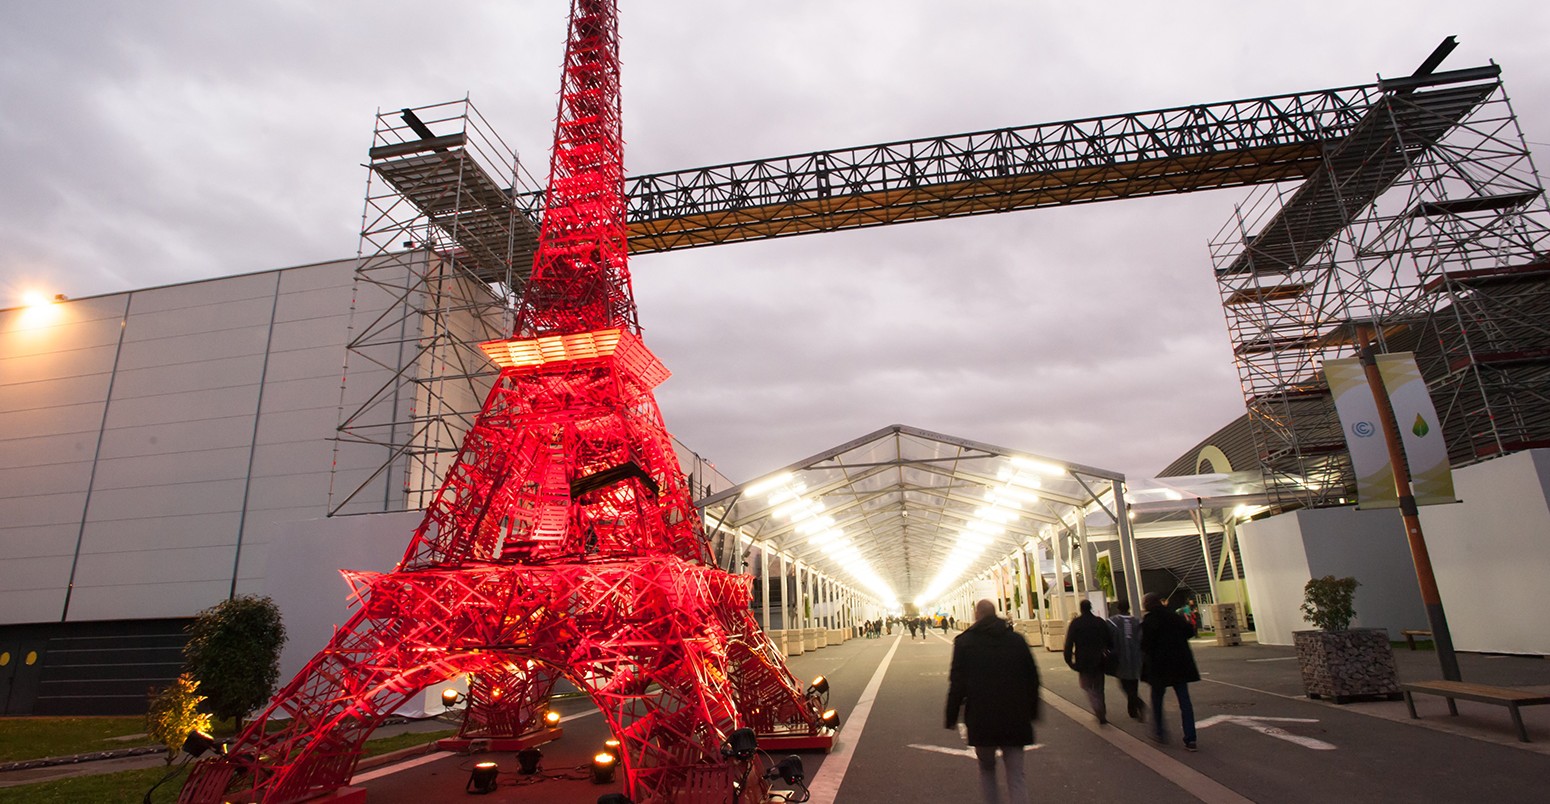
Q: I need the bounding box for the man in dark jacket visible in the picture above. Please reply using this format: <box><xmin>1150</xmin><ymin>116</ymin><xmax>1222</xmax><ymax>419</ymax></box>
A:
<box><xmin>1141</xmin><ymin>592</ymin><xmax>1201</xmax><ymax>750</ymax></box>
<box><xmin>1063</xmin><ymin>599</ymin><xmax>1113</xmax><ymax>724</ymax></box>
<box><xmin>946</xmin><ymin>599</ymin><xmax>1040</xmax><ymax>804</ymax></box>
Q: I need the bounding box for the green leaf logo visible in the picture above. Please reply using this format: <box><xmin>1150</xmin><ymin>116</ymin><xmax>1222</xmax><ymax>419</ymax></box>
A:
<box><xmin>1412</xmin><ymin>414</ymin><xmax>1430</xmax><ymax>438</ymax></box>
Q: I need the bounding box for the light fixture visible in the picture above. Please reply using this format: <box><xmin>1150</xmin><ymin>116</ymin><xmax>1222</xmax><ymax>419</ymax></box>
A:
<box><xmin>441</xmin><ymin>688</ymin><xmax>465</xmax><ymax>709</ymax></box>
<box><xmin>721</xmin><ymin>727</ymin><xmax>758</xmax><ymax>761</ymax></box>
<box><xmin>467</xmin><ymin>760</ymin><xmax>499</xmax><ymax>794</ymax></box>
<box><xmin>820</xmin><ymin>709</ymin><xmax>840</xmax><ymax>730</ymax></box>
<box><xmin>182</xmin><ymin>730</ymin><xmax>218</xmax><ymax>758</ymax></box>
<box><xmin>516</xmin><ymin>746</ymin><xmax>543</xmax><ymax>774</ymax></box>
<box><xmin>806</xmin><ymin>675</ymin><xmax>829</xmax><ymax>696</ymax></box>
<box><xmin>544</xmin><ymin>709</ymin><xmax>562</xmax><ymax>727</ymax></box>
<box><xmin>591</xmin><ymin>751</ymin><xmax>618</xmax><ymax>783</ymax></box>
<box><xmin>603</xmin><ymin>737</ymin><xmax>622</xmax><ymax>760</ymax></box>
<box><xmin>764</xmin><ymin>754</ymin><xmax>805</xmax><ymax>785</ymax></box>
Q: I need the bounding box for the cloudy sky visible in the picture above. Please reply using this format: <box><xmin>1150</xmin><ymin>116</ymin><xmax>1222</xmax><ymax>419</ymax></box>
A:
<box><xmin>4</xmin><ymin>1</ymin><xmax>1547</xmax><ymax>483</ymax></box>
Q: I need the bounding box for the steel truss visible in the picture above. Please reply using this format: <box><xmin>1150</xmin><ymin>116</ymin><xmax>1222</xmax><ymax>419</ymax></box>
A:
<box><xmin>185</xmin><ymin>3</ymin><xmax>827</xmax><ymax>802</ymax></box>
<box><xmin>1212</xmin><ymin>67</ymin><xmax>1550</xmax><ymax>507</ymax></box>
<box><xmin>329</xmin><ymin>99</ymin><xmax>541</xmax><ymax>514</ymax></box>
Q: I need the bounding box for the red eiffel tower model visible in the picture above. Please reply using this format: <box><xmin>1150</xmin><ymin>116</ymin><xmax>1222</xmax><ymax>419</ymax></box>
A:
<box><xmin>179</xmin><ymin>2</ymin><xmax>831</xmax><ymax>802</ymax></box>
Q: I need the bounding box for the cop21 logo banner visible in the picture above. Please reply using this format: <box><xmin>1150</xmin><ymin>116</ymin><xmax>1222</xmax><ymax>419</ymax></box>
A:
<box><xmin>1323</xmin><ymin>354</ymin><xmax>1456</xmax><ymax>509</ymax></box>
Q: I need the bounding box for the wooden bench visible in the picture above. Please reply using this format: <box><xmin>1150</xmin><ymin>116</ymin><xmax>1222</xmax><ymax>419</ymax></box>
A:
<box><xmin>1401</xmin><ymin>680</ymin><xmax>1550</xmax><ymax>742</ymax></box>
<box><xmin>1401</xmin><ymin>629</ymin><xmax>1433</xmax><ymax>650</ymax></box>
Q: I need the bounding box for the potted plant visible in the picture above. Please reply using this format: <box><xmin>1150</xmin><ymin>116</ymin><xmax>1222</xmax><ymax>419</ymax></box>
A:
<box><xmin>1292</xmin><ymin>576</ymin><xmax>1401</xmax><ymax>703</ymax></box>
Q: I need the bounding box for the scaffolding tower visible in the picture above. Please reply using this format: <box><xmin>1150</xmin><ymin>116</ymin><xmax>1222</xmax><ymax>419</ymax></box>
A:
<box><xmin>1212</xmin><ymin>66</ymin><xmax>1550</xmax><ymax>508</ymax></box>
<box><xmin>330</xmin><ymin>100</ymin><xmax>542</xmax><ymax>514</ymax></box>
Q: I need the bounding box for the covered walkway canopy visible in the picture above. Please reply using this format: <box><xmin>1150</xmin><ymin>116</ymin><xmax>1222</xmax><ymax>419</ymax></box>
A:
<box><xmin>696</xmin><ymin>424</ymin><xmax>1141</xmax><ymax>617</ymax></box>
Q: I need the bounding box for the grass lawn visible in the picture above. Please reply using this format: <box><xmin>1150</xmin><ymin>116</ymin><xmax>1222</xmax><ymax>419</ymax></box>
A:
<box><xmin>0</xmin><ymin>717</ymin><xmax>154</xmax><ymax>763</ymax></box>
<box><xmin>2</xmin><ymin>729</ymin><xmax>457</xmax><ymax>804</ymax></box>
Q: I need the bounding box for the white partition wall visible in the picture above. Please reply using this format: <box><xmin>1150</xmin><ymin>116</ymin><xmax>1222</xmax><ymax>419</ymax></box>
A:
<box><xmin>1237</xmin><ymin>506</ymin><xmax>1428</xmax><ymax>646</ymax></box>
<box><xmin>1418</xmin><ymin>449</ymin><xmax>1550</xmax><ymax>656</ymax></box>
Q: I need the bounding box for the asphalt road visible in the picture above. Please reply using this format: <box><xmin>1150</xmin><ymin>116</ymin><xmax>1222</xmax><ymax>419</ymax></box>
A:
<box><xmin>345</xmin><ymin>631</ymin><xmax>1550</xmax><ymax>803</ymax></box>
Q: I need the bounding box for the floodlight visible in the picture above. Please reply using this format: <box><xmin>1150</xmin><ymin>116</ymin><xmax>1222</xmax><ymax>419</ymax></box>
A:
<box><xmin>467</xmin><ymin>760</ymin><xmax>499</xmax><ymax>794</ymax></box>
<box><xmin>807</xmin><ymin>675</ymin><xmax>829</xmax><ymax>696</ymax></box>
<box><xmin>516</xmin><ymin>746</ymin><xmax>543</xmax><ymax>774</ymax></box>
<box><xmin>720</xmin><ymin>727</ymin><xmax>758</xmax><ymax>761</ymax></box>
<box><xmin>765</xmin><ymin>754</ymin><xmax>805</xmax><ymax>785</ymax></box>
<box><xmin>544</xmin><ymin>709</ymin><xmax>562</xmax><ymax>727</ymax></box>
<box><xmin>591</xmin><ymin>751</ymin><xmax>618</xmax><ymax>783</ymax></box>
<box><xmin>603</xmin><ymin>737</ymin><xmax>622</xmax><ymax>760</ymax></box>
<box><xmin>182</xmin><ymin>730</ymin><xmax>218</xmax><ymax>758</ymax></box>
<box><xmin>441</xmin><ymin>688</ymin><xmax>465</xmax><ymax>708</ymax></box>
<box><xmin>820</xmin><ymin>709</ymin><xmax>840</xmax><ymax>730</ymax></box>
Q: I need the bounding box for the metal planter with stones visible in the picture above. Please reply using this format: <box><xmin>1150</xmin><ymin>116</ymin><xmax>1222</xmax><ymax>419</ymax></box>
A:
<box><xmin>1293</xmin><ymin>628</ymin><xmax>1403</xmax><ymax>703</ymax></box>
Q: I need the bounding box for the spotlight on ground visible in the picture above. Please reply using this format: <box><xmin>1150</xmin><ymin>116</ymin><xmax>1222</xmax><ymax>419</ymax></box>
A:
<box><xmin>441</xmin><ymin>688</ymin><xmax>465</xmax><ymax>709</ymax></box>
<box><xmin>720</xmin><ymin>727</ymin><xmax>758</xmax><ymax>761</ymax></box>
<box><xmin>182</xmin><ymin>730</ymin><xmax>218</xmax><ymax>758</ymax></box>
<box><xmin>591</xmin><ymin>751</ymin><xmax>618</xmax><ymax>783</ymax></box>
<box><xmin>516</xmin><ymin>746</ymin><xmax>543</xmax><ymax>775</ymax></box>
<box><xmin>821</xmin><ymin>709</ymin><xmax>841</xmax><ymax>730</ymax></box>
<box><xmin>602</xmin><ymin>737</ymin><xmax>622</xmax><ymax>760</ymax></box>
<box><xmin>466</xmin><ymin>760</ymin><xmax>499</xmax><ymax>794</ymax></box>
<box><xmin>544</xmin><ymin>709</ymin><xmax>562</xmax><ymax>728</ymax></box>
<box><xmin>806</xmin><ymin>675</ymin><xmax>829</xmax><ymax>696</ymax></box>
<box><xmin>765</xmin><ymin>754</ymin><xmax>805</xmax><ymax>785</ymax></box>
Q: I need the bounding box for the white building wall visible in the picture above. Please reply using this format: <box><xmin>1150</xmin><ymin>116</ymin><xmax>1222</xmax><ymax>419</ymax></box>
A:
<box><xmin>1241</xmin><ymin>451</ymin><xmax>1550</xmax><ymax>655</ymax></box>
<box><xmin>1418</xmin><ymin>448</ymin><xmax>1550</xmax><ymax>655</ymax></box>
<box><xmin>0</xmin><ymin>295</ymin><xmax>127</xmax><ymax>622</ymax></box>
<box><xmin>1238</xmin><ymin>506</ymin><xmax>1431</xmax><ymax>646</ymax></box>
<box><xmin>0</xmin><ymin>259</ymin><xmax>418</xmax><ymax>625</ymax></box>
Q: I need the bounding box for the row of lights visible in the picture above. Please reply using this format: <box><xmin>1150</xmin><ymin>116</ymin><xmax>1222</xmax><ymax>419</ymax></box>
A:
<box><xmin>915</xmin><ymin>457</ymin><xmax>1066</xmax><ymax>609</ymax></box>
<box><xmin>746</xmin><ymin>472</ymin><xmax>898</xmax><ymax>609</ymax></box>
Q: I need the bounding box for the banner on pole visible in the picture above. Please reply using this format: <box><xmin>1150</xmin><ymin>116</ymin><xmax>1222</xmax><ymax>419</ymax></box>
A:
<box><xmin>1376</xmin><ymin>353</ymin><xmax>1457</xmax><ymax>506</ymax></box>
<box><xmin>1324</xmin><ymin>358</ymin><xmax>1398</xmax><ymax>508</ymax></box>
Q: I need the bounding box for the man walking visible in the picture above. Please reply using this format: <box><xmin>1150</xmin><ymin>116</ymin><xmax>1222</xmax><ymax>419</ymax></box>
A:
<box><xmin>1141</xmin><ymin>592</ymin><xmax>1200</xmax><ymax>750</ymax></box>
<box><xmin>1108</xmin><ymin>599</ymin><xmax>1145</xmax><ymax>721</ymax></box>
<box><xmin>1063</xmin><ymin>599</ymin><xmax>1113</xmax><ymax>724</ymax></box>
<box><xmin>946</xmin><ymin>599</ymin><xmax>1041</xmax><ymax>804</ymax></box>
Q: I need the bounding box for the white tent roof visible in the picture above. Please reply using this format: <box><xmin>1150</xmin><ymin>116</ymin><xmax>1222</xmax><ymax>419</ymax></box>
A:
<box><xmin>697</xmin><ymin>424</ymin><xmax>1127</xmax><ymax>608</ymax></box>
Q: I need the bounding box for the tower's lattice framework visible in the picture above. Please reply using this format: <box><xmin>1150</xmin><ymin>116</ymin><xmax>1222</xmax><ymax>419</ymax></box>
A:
<box><xmin>182</xmin><ymin>3</ymin><xmax>828</xmax><ymax>802</ymax></box>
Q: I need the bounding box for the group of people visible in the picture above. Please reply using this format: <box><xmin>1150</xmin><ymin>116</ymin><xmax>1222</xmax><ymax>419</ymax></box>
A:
<box><xmin>945</xmin><ymin>594</ymin><xmax>1200</xmax><ymax>803</ymax></box>
<box><xmin>1062</xmin><ymin>594</ymin><xmax>1198</xmax><ymax>750</ymax></box>
<box><xmin>861</xmin><ymin>614</ymin><xmax>956</xmax><ymax>639</ymax></box>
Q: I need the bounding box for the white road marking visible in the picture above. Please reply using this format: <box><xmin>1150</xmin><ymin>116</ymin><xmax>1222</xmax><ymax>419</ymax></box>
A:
<box><xmin>352</xmin><ymin>750</ymin><xmax>455</xmax><ymax>782</ymax></box>
<box><xmin>907</xmin><ymin>743</ymin><xmax>1043</xmax><ymax>759</ymax></box>
<box><xmin>1245</xmin><ymin>657</ymin><xmax>1298</xmax><ymax>663</ymax></box>
<box><xmin>1197</xmin><ymin>715</ymin><xmax>1335</xmax><ymax>750</ymax></box>
<box><xmin>1041</xmin><ymin>689</ymin><xmax>1254</xmax><ymax>804</ymax></box>
<box><xmin>803</xmin><ymin>634</ymin><xmax>904</xmax><ymax>804</ymax></box>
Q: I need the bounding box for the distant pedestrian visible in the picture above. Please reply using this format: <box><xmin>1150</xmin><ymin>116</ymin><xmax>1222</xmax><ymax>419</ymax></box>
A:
<box><xmin>940</xmin><ymin>616</ymin><xmax>949</xmax><ymax>635</ymax></box>
<box><xmin>1062</xmin><ymin>599</ymin><xmax>1113</xmax><ymax>724</ymax></box>
<box><xmin>946</xmin><ymin>599</ymin><xmax>1041</xmax><ymax>804</ymax></box>
<box><xmin>908</xmin><ymin>618</ymin><xmax>919</xmax><ymax>639</ymax></box>
<box><xmin>1108</xmin><ymin>599</ymin><xmax>1145</xmax><ymax>722</ymax></box>
<box><xmin>1142</xmin><ymin>592</ymin><xmax>1200</xmax><ymax>750</ymax></box>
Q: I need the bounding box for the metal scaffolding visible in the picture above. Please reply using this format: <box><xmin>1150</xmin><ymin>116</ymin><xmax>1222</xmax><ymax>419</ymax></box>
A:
<box><xmin>333</xmin><ymin>60</ymin><xmax>1546</xmax><ymax>517</ymax></box>
<box><xmin>330</xmin><ymin>99</ymin><xmax>542</xmax><ymax>514</ymax></box>
<box><xmin>1212</xmin><ymin>66</ymin><xmax>1550</xmax><ymax>508</ymax></box>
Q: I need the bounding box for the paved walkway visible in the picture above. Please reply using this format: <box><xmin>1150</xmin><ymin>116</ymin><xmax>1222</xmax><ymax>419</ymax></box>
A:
<box><xmin>7</xmin><ymin>632</ymin><xmax>1549</xmax><ymax>801</ymax></box>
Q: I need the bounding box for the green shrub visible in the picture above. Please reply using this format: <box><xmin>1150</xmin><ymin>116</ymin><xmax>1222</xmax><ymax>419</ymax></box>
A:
<box><xmin>183</xmin><ymin>595</ymin><xmax>287</xmax><ymax>730</ymax></box>
<box><xmin>145</xmin><ymin>674</ymin><xmax>212</xmax><ymax>763</ymax></box>
<box><xmin>1300</xmin><ymin>575</ymin><xmax>1360</xmax><ymax>631</ymax></box>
